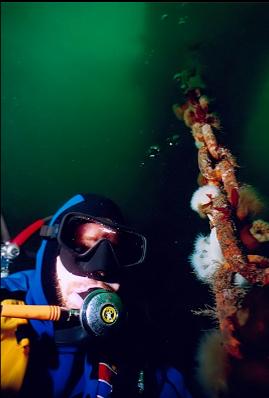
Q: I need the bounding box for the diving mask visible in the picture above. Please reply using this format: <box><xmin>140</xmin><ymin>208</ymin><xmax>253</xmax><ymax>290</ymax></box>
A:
<box><xmin>41</xmin><ymin>212</ymin><xmax>147</xmax><ymax>276</ymax></box>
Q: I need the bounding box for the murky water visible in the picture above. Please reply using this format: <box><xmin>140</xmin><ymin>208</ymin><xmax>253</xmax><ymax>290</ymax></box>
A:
<box><xmin>2</xmin><ymin>3</ymin><xmax>269</xmax><ymax>396</ymax></box>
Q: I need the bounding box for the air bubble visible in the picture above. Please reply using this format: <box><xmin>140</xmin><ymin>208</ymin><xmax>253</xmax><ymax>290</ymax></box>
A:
<box><xmin>147</xmin><ymin>145</ymin><xmax>161</xmax><ymax>159</ymax></box>
<box><xmin>178</xmin><ymin>16</ymin><xmax>188</xmax><ymax>25</ymax></box>
<box><xmin>161</xmin><ymin>14</ymin><xmax>168</xmax><ymax>21</ymax></box>
<box><xmin>166</xmin><ymin>134</ymin><xmax>180</xmax><ymax>147</ymax></box>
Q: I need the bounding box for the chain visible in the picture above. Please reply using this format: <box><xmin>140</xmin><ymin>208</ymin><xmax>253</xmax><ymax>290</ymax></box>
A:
<box><xmin>174</xmin><ymin>80</ymin><xmax>269</xmax><ymax>358</ymax></box>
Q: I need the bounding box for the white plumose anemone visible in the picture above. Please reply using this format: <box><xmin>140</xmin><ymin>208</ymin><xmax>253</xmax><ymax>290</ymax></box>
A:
<box><xmin>189</xmin><ymin>228</ymin><xmax>224</xmax><ymax>282</ymax></box>
<box><xmin>190</xmin><ymin>185</ymin><xmax>220</xmax><ymax>214</ymax></box>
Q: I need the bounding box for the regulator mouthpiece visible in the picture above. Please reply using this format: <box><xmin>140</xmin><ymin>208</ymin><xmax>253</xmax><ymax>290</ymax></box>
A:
<box><xmin>0</xmin><ymin>288</ymin><xmax>126</xmax><ymax>338</ymax></box>
<box><xmin>80</xmin><ymin>288</ymin><xmax>125</xmax><ymax>337</ymax></box>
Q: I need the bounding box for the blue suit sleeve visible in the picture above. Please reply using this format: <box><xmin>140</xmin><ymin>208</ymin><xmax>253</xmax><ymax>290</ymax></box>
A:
<box><xmin>156</xmin><ymin>367</ymin><xmax>193</xmax><ymax>398</ymax></box>
<box><xmin>1</xmin><ymin>270</ymin><xmax>35</xmax><ymax>292</ymax></box>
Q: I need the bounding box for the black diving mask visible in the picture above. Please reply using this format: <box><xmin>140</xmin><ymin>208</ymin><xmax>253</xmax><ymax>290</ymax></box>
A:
<box><xmin>41</xmin><ymin>212</ymin><xmax>147</xmax><ymax>280</ymax></box>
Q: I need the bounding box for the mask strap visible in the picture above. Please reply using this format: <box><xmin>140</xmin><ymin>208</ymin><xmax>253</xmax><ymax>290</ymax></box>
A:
<box><xmin>40</xmin><ymin>224</ymin><xmax>59</xmax><ymax>239</ymax></box>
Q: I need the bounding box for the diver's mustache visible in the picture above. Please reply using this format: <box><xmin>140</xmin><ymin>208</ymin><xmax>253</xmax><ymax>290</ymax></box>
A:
<box><xmin>78</xmin><ymin>284</ymin><xmax>114</xmax><ymax>300</ymax></box>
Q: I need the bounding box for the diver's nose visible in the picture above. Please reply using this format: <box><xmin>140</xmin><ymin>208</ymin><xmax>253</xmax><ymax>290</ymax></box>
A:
<box><xmin>80</xmin><ymin>239</ymin><xmax>120</xmax><ymax>275</ymax></box>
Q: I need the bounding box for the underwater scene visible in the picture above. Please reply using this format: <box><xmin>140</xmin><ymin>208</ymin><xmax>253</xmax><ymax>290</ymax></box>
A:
<box><xmin>1</xmin><ymin>3</ymin><xmax>269</xmax><ymax>398</ymax></box>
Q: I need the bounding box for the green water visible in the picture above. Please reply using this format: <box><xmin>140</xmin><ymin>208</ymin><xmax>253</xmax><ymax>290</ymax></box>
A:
<box><xmin>1</xmin><ymin>3</ymin><xmax>269</xmax><ymax>394</ymax></box>
<box><xmin>2</xmin><ymin>2</ymin><xmax>149</xmax><ymax>232</ymax></box>
<box><xmin>2</xmin><ymin>2</ymin><xmax>269</xmax><ymax>235</ymax></box>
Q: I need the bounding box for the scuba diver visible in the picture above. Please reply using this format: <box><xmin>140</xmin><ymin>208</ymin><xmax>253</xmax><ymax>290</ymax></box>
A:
<box><xmin>1</xmin><ymin>193</ymin><xmax>192</xmax><ymax>398</ymax></box>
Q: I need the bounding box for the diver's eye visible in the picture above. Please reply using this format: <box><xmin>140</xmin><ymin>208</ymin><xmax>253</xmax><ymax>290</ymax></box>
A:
<box><xmin>87</xmin><ymin>271</ymin><xmax>107</xmax><ymax>280</ymax></box>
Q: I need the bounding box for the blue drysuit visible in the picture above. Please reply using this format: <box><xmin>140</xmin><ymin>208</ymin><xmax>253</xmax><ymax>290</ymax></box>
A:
<box><xmin>1</xmin><ymin>194</ymin><xmax>193</xmax><ymax>398</ymax></box>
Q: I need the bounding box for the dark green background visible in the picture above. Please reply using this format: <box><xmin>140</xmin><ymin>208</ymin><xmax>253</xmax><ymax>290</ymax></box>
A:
<box><xmin>2</xmin><ymin>2</ymin><xmax>269</xmax><ymax>233</ymax></box>
<box><xmin>2</xmin><ymin>3</ymin><xmax>269</xmax><ymax>396</ymax></box>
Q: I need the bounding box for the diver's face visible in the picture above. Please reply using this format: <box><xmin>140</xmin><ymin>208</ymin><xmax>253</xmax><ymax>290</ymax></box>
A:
<box><xmin>55</xmin><ymin>256</ymin><xmax>120</xmax><ymax>310</ymax></box>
